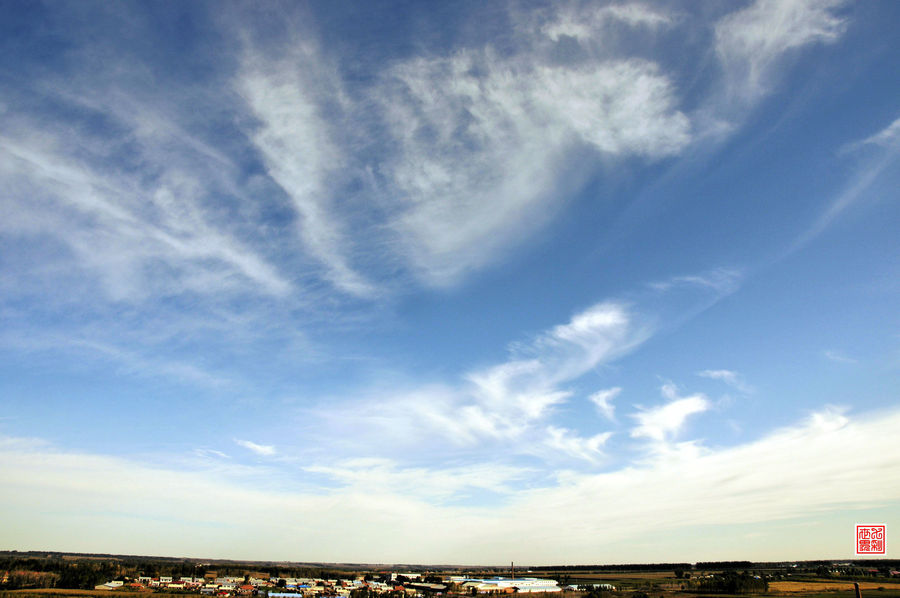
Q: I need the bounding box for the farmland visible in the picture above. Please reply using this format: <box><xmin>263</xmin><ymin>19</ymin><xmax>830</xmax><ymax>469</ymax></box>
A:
<box><xmin>3</xmin><ymin>552</ymin><xmax>900</xmax><ymax>598</ymax></box>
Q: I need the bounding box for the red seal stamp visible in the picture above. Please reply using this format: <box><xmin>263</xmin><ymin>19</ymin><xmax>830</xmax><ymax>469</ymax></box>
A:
<box><xmin>856</xmin><ymin>524</ymin><xmax>886</xmax><ymax>555</ymax></box>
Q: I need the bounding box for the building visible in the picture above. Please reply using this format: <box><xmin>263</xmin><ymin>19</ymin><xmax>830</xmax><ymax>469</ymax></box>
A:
<box><xmin>458</xmin><ymin>577</ymin><xmax>562</xmax><ymax>593</ymax></box>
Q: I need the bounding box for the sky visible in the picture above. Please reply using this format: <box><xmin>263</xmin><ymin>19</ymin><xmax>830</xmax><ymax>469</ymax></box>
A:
<box><xmin>1</xmin><ymin>0</ymin><xmax>899</xmax><ymax>565</ymax></box>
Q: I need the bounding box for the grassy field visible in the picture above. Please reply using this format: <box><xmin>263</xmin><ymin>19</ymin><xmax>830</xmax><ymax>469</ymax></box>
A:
<box><xmin>542</xmin><ymin>573</ymin><xmax>900</xmax><ymax>598</ymax></box>
<box><xmin>769</xmin><ymin>582</ymin><xmax>900</xmax><ymax>593</ymax></box>
<box><xmin>794</xmin><ymin>592</ymin><xmax>900</xmax><ymax>598</ymax></box>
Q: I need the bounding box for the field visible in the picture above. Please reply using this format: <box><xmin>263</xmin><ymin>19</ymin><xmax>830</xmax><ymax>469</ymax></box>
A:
<box><xmin>769</xmin><ymin>582</ymin><xmax>900</xmax><ymax>593</ymax></box>
<box><xmin>537</xmin><ymin>571</ymin><xmax>900</xmax><ymax>598</ymax></box>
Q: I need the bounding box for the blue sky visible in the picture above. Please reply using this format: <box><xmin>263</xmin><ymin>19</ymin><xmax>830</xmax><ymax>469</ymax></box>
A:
<box><xmin>1</xmin><ymin>0</ymin><xmax>899</xmax><ymax>564</ymax></box>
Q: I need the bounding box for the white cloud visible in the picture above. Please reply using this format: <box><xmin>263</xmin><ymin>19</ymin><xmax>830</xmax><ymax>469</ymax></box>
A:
<box><xmin>304</xmin><ymin>270</ymin><xmax>743</xmax><ymax>463</ymax></box>
<box><xmin>541</xmin><ymin>3</ymin><xmax>674</xmax><ymax>41</ymax></box>
<box><xmin>3</xmin><ymin>405</ymin><xmax>900</xmax><ymax>563</ymax></box>
<box><xmin>792</xmin><ymin>122</ymin><xmax>898</xmax><ymax>251</ymax></box>
<box><xmin>589</xmin><ymin>387</ymin><xmax>621</xmax><ymax>421</ymax></box>
<box><xmin>0</xmin><ymin>327</ymin><xmax>232</xmax><ymax>389</ymax></box>
<box><xmin>715</xmin><ymin>0</ymin><xmax>848</xmax><ymax>106</ymax></box>
<box><xmin>1</xmin><ymin>1</ymin><xmax>860</xmax><ymax>313</ymax></box>
<box><xmin>312</xmin><ymin>302</ymin><xmax>647</xmax><ymax>453</ymax></box>
<box><xmin>857</xmin><ymin>116</ymin><xmax>900</xmax><ymax>149</ymax></box>
<box><xmin>460</xmin><ymin>302</ymin><xmax>643</xmax><ymax>440</ymax></box>
<box><xmin>698</xmin><ymin>369</ymin><xmax>752</xmax><ymax>394</ymax></box>
<box><xmin>698</xmin><ymin>369</ymin><xmax>738</xmax><ymax>384</ymax></box>
<box><xmin>222</xmin><ymin>2</ymin><xmax>693</xmax><ymax>291</ymax></box>
<box><xmin>823</xmin><ymin>350</ymin><xmax>857</xmax><ymax>364</ymax></box>
<box><xmin>234</xmin><ymin>439</ymin><xmax>277</xmax><ymax>456</ymax></box>
<box><xmin>194</xmin><ymin>449</ymin><xmax>231</xmax><ymax>460</ymax></box>
<box><xmin>631</xmin><ymin>383</ymin><xmax>710</xmax><ymax>442</ymax></box>
<box><xmin>488</xmin><ymin>405</ymin><xmax>900</xmax><ymax>562</ymax></box>
<box><xmin>305</xmin><ymin>458</ymin><xmax>530</xmax><ymax>501</ymax></box>
<box><xmin>807</xmin><ymin>404</ymin><xmax>849</xmax><ymax>432</ymax></box>
<box><xmin>10</xmin><ymin>2</ymin><xmax>829</xmax><ymax>307</ymax></box>
<box><xmin>237</xmin><ymin>43</ymin><xmax>376</xmax><ymax>298</ymax></box>
<box><xmin>380</xmin><ymin>46</ymin><xmax>690</xmax><ymax>286</ymax></box>
<box><xmin>0</xmin><ymin>126</ymin><xmax>291</xmax><ymax>302</ymax></box>
<box><xmin>544</xmin><ymin>426</ymin><xmax>612</xmax><ymax>462</ymax></box>
<box><xmin>649</xmin><ymin>268</ymin><xmax>743</xmax><ymax>294</ymax></box>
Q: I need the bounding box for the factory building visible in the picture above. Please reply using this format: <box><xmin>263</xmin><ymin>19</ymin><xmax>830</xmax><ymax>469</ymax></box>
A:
<box><xmin>455</xmin><ymin>577</ymin><xmax>562</xmax><ymax>593</ymax></box>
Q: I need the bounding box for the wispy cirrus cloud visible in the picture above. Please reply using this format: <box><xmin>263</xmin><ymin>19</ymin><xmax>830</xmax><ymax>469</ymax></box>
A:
<box><xmin>3</xmin><ymin>404</ymin><xmax>900</xmax><ymax>562</ymax></box>
<box><xmin>194</xmin><ymin>448</ymin><xmax>231</xmax><ymax>461</ymax></box>
<box><xmin>543</xmin><ymin>426</ymin><xmax>612</xmax><ymax>463</ymax></box>
<box><xmin>714</xmin><ymin>0</ymin><xmax>848</xmax><ymax>108</ymax></box>
<box><xmin>454</xmin><ymin>301</ymin><xmax>646</xmax><ymax>441</ymax></box>
<box><xmin>0</xmin><ymin>322</ymin><xmax>233</xmax><ymax>389</ymax></box>
<box><xmin>310</xmin><ymin>301</ymin><xmax>648</xmax><ymax>459</ymax></box>
<box><xmin>648</xmin><ymin>268</ymin><xmax>744</xmax><ymax>298</ymax></box>
<box><xmin>541</xmin><ymin>2</ymin><xmax>675</xmax><ymax>41</ymax></box>
<box><xmin>1</xmin><ymin>0</ymin><xmax>896</xmax><ymax>565</ymax></box>
<box><xmin>379</xmin><ymin>51</ymin><xmax>690</xmax><ymax>286</ymax></box>
<box><xmin>855</xmin><ymin>116</ymin><xmax>900</xmax><ymax>149</ymax></box>
<box><xmin>0</xmin><ymin>0</ymin><xmax>850</xmax><ymax>316</ymax></box>
<box><xmin>237</xmin><ymin>41</ymin><xmax>377</xmax><ymax>298</ymax></box>
<box><xmin>589</xmin><ymin>387</ymin><xmax>621</xmax><ymax>421</ymax></box>
<box><xmin>698</xmin><ymin>369</ymin><xmax>753</xmax><ymax>394</ymax></box>
<box><xmin>0</xmin><ymin>133</ymin><xmax>291</xmax><ymax>302</ymax></box>
<box><xmin>303</xmin><ymin>267</ymin><xmax>749</xmax><ymax>465</ymax></box>
<box><xmin>229</xmin><ymin>1</ymin><xmax>693</xmax><ymax>290</ymax></box>
<box><xmin>466</xmin><ymin>302</ymin><xmax>644</xmax><ymax>426</ymax></box>
<box><xmin>305</xmin><ymin>458</ymin><xmax>530</xmax><ymax>502</ymax></box>
<box><xmin>793</xmin><ymin>114</ymin><xmax>900</xmax><ymax>251</ymax></box>
<box><xmin>631</xmin><ymin>382</ymin><xmax>710</xmax><ymax>443</ymax></box>
<box><xmin>234</xmin><ymin>439</ymin><xmax>277</xmax><ymax>457</ymax></box>
<box><xmin>823</xmin><ymin>350</ymin><xmax>857</xmax><ymax>364</ymax></box>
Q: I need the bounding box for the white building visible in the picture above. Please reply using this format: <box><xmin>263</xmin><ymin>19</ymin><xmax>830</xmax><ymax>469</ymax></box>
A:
<box><xmin>459</xmin><ymin>577</ymin><xmax>562</xmax><ymax>593</ymax></box>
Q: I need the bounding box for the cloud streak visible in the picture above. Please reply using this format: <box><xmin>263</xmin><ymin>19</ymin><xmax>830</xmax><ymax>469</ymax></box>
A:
<box><xmin>321</xmin><ymin>301</ymin><xmax>648</xmax><ymax>455</ymax></box>
<box><xmin>381</xmin><ymin>51</ymin><xmax>690</xmax><ymax>285</ymax></box>
<box><xmin>234</xmin><ymin>439</ymin><xmax>277</xmax><ymax>457</ymax></box>
<box><xmin>714</xmin><ymin>0</ymin><xmax>847</xmax><ymax>107</ymax></box>
<box><xmin>631</xmin><ymin>383</ymin><xmax>710</xmax><ymax>442</ymax></box>
<box><xmin>2</xmin><ymin>404</ymin><xmax>899</xmax><ymax>562</ymax></box>
<box><xmin>792</xmin><ymin>114</ymin><xmax>900</xmax><ymax>252</ymax></box>
<box><xmin>698</xmin><ymin>369</ymin><xmax>752</xmax><ymax>394</ymax></box>
<box><xmin>589</xmin><ymin>387</ymin><xmax>621</xmax><ymax>421</ymax></box>
<box><xmin>0</xmin><ymin>108</ymin><xmax>291</xmax><ymax>304</ymax></box>
<box><xmin>237</xmin><ymin>41</ymin><xmax>376</xmax><ymax>298</ymax></box>
<box><xmin>228</xmin><ymin>2</ymin><xmax>694</xmax><ymax>290</ymax></box>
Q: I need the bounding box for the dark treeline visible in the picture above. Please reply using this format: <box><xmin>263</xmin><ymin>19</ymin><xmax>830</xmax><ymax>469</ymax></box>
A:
<box><xmin>0</xmin><ymin>555</ymin><xmax>358</xmax><ymax>590</ymax></box>
<box><xmin>694</xmin><ymin>562</ymin><xmax>754</xmax><ymax>570</ymax></box>
<box><xmin>531</xmin><ymin>559</ymin><xmax>900</xmax><ymax>572</ymax></box>
<box><xmin>0</xmin><ymin>559</ymin><xmax>121</xmax><ymax>590</ymax></box>
<box><xmin>530</xmin><ymin>564</ymin><xmax>693</xmax><ymax>572</ymax></box>
<box><xmin>694</xmin><ymin>572</ymin><xmax>768</xmax><ymax>594</ymax></box>
<box><xmin>849</xmin><ymin>560</ymin><xmax>900</xmax><ymax>568</ymax></box>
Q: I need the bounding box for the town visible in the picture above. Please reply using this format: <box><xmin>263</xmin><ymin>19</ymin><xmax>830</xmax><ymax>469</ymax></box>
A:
<box><xmin>2</xmin><ymin>552</ymin><xmax>899</xmax><ymax>598</ymax></box>
<box><xmin>89</xmin><ymin>572</ymin><xmax>569</xmax><ymax>597</ymax></box>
